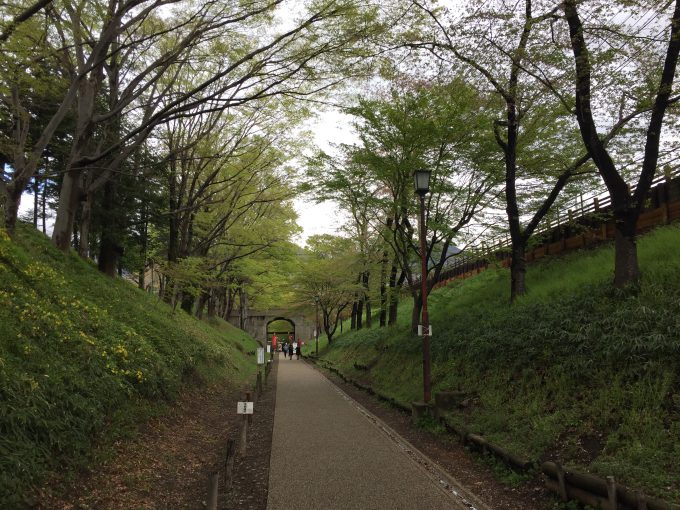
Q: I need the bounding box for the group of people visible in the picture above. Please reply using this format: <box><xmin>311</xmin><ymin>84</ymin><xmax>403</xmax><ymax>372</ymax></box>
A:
<box><xmin>272</xmin><ymin>334</ymin><xmax>301</xmax><ymax>359</ymax></box>
<box><xmin>281</xmin><ymin>340</ymin><xmax>300</xmax><ymax>359</ymax></box>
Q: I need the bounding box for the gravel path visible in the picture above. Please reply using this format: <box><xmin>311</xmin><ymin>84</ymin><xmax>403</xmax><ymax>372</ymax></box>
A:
<box><xmin>267</xmin><ymin>355</ymin><xmax>487</xmax><ymax>510</ymax></box>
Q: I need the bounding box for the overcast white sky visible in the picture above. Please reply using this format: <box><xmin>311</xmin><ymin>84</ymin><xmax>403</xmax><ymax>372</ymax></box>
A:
<box><xmin>292</xmin><ymin>108</ymin><xmax>356</xmax><ymax>245</ymax></box>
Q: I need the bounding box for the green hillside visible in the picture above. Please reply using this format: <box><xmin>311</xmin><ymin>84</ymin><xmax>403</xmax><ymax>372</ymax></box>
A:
<box><xmin>318</xmin><ymin>224</ymin><xmax>680</xmax><ymax>502</ymax></box>
<box><xmin>0</xmin><ymin>224</ymin><xmax>260</xmax><ymax>506</ymax></box>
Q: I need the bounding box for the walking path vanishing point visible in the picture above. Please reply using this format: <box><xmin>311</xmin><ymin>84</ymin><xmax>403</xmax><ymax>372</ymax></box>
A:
<box><xmin>267</xmin><ymin>354</ymin><xmax>489</xmax><ymax>510</ymax></box>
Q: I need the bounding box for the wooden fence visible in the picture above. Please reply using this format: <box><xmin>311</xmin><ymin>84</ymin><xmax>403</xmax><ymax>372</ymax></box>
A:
<box><xmin>205</xmin><ymin>360</ymin><xmax>272</xmax><ymax>510</ymax></box>
<box><xmin>309</xmin><ymin>357</ymin><xmax>680</xmax><ymax>510</ymax></box>
<box><xmin>432</xmin><ymin>167</ymin><xmax>680</xmax><ymax>289</ymax></box>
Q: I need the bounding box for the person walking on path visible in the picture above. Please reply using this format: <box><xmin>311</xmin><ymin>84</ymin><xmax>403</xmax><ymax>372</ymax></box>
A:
<box><xmin>282</xmin><ymin>342</ymin><xmax>288</xmax><ymax>359</ymax></box>
<box><xmin>295</xmin><ymin>343</ymin><xmax>301</xmax><ymax>360</ymax></box>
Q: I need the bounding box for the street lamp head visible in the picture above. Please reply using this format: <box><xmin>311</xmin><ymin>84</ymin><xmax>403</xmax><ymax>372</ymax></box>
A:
<box><xmin>413</xmin><ymin>169</ymin><xmax>431</xmax><ymax>196</ymax></box>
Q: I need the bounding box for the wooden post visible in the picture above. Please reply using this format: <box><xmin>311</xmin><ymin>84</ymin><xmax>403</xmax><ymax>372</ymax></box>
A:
<box><xmin>256</xmin><ymin>371</ymin><xmax>263</xmax><ymax>397</ymax></box>
<box><xmin>224</xmin><ymin>438</ymin><xmax>237</xmax><ymax>491</ymax></box>
<box><xmin>246</xmin><ymin>391</ymin><xmax>253</xmax><ymax>425</ymax></box>
<box><xmin>594</xmin><ymin>197</ymin><xmax>600</xmax><ymax>211</ymax></box>
<box><xmin>606</xmin><ymin>476</ymin><xmax>618</xmax><ymax>510</ymax></box>
<box><xmin>556</xmin><ymin>463</ymin><xmax>568</xmax><ymax>502</ymax></box>
<box><xmin>207</xmin><ymin>471</ymin><xmax>219</xmax><ymax>510</ymax></box>
<box><xmin>239</xmin><ymin>415</ymin><xmax>248</xmax><ymax>458</ymax></box>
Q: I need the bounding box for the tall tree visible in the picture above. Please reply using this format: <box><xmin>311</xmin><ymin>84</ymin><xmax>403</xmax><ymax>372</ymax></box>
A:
<box><xmin>562</xmin><ymin>0</ymin><xmax>680</xmax><ymax>287</ymax></box>
<box><xmin>295</xmin><ymin>234</ymin><xmax>361</xmax><ymax>344</ymax></box>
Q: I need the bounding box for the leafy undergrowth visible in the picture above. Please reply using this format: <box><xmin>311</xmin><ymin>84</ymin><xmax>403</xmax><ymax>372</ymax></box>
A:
<box><xmin>320</xmin><ymin>224</ymin><xmax>680</xmax><ymax>502</ymax></box>
<box><xmin>0</xmin><ymin>224</ymin><xmax>260</xmax><ymax>507</ymax></box>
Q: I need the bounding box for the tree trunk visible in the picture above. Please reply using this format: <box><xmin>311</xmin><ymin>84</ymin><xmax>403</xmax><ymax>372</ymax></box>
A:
<box><xmin>138</xmin><ymin>264</ymin><xmax>146</xmax><ymax>290</ymax></box>
<box><xmin>4</xmin><ymin>180</ymin><xmax>26</xmax><ymax>235</ymax></box>
<box><xmin>207</xmin><ymin>289</ymin><xmax>217</xmax><ymax>318</ymax></box>
<box><xmin>388</xmin><ymin>269</ymin><xmax>405</xmax><ymax>326</ymax></box>
<box><xmin>379</xmin><ymin>250</ymin><xmax>388</xmax><ymax>327</ymax></box>
<box><xmin>41</xmin><ymin>177</ymin><xmax>47</xmax><ymax>234</ymax></box>
<box><xmin>179</xmin><ymin>292</ymin><xmax>194</xmax><ymax>314</ymax></box>
<box><xmin>239</xmin><ymin>288</ymin><xmax>247</xmax><ymax>330</ymax></box>
<box><xmin>363</xmin><ymin>270</ymin><xmax>371</xmax><ymax>328</ymax></box>
<box><xmin>52</xmin><ymin>166</ymin><xmax>82</xmax><ymax>251</ymax></box>
<box><xmin>510</xmin><ymin>242</ymin><xmax>527</xmax><ymax>302</ymax></box>
<box><xmin>356</xmin><ymin>297</ymin><xmax>363</xmax><ymax>330</ymax></box>
<box><xmin>324</xmin><ymin>314</ymin><xmax>333</xmax><ymax>344</ymax></box>
<box><xmin>196</xmin><ymin>290</ymin><xmax>209</xmax><ymax>319</ymax></box>
<box><xmin>97</xmin><ymin>182</ymin><xmax>121</xmax><ymax>277</ymax></box>
<box><xmin>78</xmin><ymin>190</ymin><xmax>94</xmax><ymax>258</ymax></box>
<box><xmin>613</xmin><ymin>215</ymin><xmax>640</xmax><ymax>288</ymax></box>
<box><xmin>33</xmin><ymin>177</ymin><xmax>39</xmax><ymax>228</ymax></box>
<box><xmin>138</xmin><ymin>206</ymin><xmax>148</xmax><ymax>290</ymax></box>
<box><xmin>350</xmin><ymin>302</ymin><xmax>357</xmax><ymax>329</ymax></box>
<box><xmin>225</xmin><ymin>287</ymin><xmax>236</xmax><ymax>320</ymax></box>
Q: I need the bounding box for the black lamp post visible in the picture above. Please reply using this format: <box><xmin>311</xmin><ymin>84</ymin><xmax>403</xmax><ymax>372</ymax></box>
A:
<box><xmin>314</xmin><ymin>296</ymin><xmax>320</xmax><ymax>357</ymax></box>
<box><xmin>413</xmin><ymin>169</ymin><xmax>432</xmax><ymax>403</ymax></box>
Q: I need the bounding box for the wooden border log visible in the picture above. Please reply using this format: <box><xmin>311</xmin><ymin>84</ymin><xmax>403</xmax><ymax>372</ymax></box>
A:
<box><xmin>543</xmin><ymin>462</ymin><xmax>607</xmax><ymax>497</ymax></box>
<box><xmin>545</xmin><ymin>478</ymin><xmax>614</xmax><ymax>509</ymax></box>
<box><xmin>542</xmin><ymin>462</ymin><xmax>680</xmax><ymax>510</ymax></box>
<box><xmin>467</xmin><ymin>434</ymin><xmax>533</xmax><ymax>471</ymax></box>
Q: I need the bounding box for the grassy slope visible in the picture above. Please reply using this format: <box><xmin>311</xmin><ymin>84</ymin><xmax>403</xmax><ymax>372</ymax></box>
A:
<box><xmin>319</xmin><ymin>224</ymin><xmax>680</xmax><ymax>502</ymax></box>
<box><xmin>0</xmin><ymin>224</ymin><xmax>260</xmax><ymax>506</ymax></box>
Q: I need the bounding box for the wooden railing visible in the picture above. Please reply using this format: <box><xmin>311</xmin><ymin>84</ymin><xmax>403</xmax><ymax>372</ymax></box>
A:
<box><xmin>431</xmin><ymin>167</ymin><xmax>680</xmax><ymax>289</ymax></box>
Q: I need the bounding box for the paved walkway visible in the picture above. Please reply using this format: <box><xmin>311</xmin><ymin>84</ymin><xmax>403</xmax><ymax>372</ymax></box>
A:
<box><xmin>267</xmin><ymin>354</ymin><xmax>486</xmax><ymax>510</ymax></box>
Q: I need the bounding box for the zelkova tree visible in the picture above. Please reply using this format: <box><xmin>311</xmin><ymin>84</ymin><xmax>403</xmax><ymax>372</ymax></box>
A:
<box><xmin>406</xmin><ymin>1</ymin><xmax>601</xmax><ymax>301</ymax></box>
<box><xmin>345</xmin><ymin>81</ymin><xmax>501</xmax><ymax>332</ymax></box>
<box><xmin>1</xmin><ymin>0</ymin><xmax>380</xmax><ymax>244</ymax></box>
<box><xmin>295</xmin><ymin>234</ymin><xmax>362</xmax><ymax>344</ymax></box>
<box><xmin>305</xmin><ymin>151</ymin><xmax>380</xmax><ymax>330</ymax></box>
<box><xmin>562</xmin><ymin>0</ymin><xmax>680</xmax><ymax>287</ymax></box>
<box><xmin>49</xmin><ymin>0</ymin><xmax>360</xmax><ymax>253</ymax></box>
<box><xmin>156</xmin><ymin>99</ymin><xmax>301</xmax><ymax>311</ymax></box>
<box><xmin>0</xmin><ymin>0</ymin><xmax>190</xmax><ymax>234</ymax></box>
<box><xmin>408</xmin><ymin>0</ymin><xmax>669</xmax><ymax>300</ymax></box>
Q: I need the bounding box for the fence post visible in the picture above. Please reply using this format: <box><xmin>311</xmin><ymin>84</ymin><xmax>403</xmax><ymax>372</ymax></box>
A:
<box><xmin>606</xmin><ymin>476</ymin><xmax>618</xmax><ymax>510</ymax></box>
<box><xmin>207</xmin><ymin>471</ymin><xmax>219</xmax><ymax>510</ymax></box>
<box><xmin>246</xmin><ymin>391</ymin><xmax>253</xmax><ymax>424</ymax></box>
<box><xmin>239</xmin><ymin>414</ymin><xmax>248</xmax><ymax>458</ymax></box>
<box><xmin>594</xmin><ymin>197</ymin><xmax>600</xmax><ymax>211</ymax></box>
<box><xmin>224</xmin><ymin>438</ymin><xmax>237</xmax><ymax>491</ymax></box>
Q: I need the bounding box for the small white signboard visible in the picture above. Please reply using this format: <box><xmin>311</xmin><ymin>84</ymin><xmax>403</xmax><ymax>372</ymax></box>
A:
<box><xmin>237</xmin><ymin>402</ymin><xmax>254</xmax><ymax>414</ymax></box>
<box><xmin>257</xmin><ymin>347</ymin><xmax>265</xmax><ymax>365</ymax></box>
<box><xmin>417</xmin><ymin>325</ymin><xmax>433</xmax><ymax>336</ymax></box>
<box><xmin>267</xmin><ymin>345</ymin><xmax>271</xmax><ymax>353</ymax></box>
